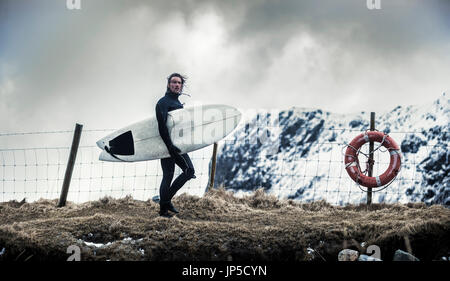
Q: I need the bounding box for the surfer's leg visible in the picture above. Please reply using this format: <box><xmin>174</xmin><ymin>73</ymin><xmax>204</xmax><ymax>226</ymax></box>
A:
<box><xmin>173</xmin><ymin>153</ymin><xmax>195</xmax><ymax>178</ymax></box>
<box><xmin>181</xmin><ymin>153</ymin><xmax>195</xmax><ymax>179</ymax></box>
<box><xmin>168</xmin><ymin>154</ymin><xmax>195</xmax><ymax>200</ymax></box>
<box><xmin>159</xmin><ymin>157</ymin><xmax>175</xmax><ymax>205</ymax></box>
<box><xmin>171</xmin><ymin>152</ymin><xmax>189</xmax><ymax>172</ymax></box>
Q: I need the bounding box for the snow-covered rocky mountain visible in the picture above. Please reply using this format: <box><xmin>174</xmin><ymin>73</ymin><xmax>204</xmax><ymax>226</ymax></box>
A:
<box><xmin>212</xmin><ymin>93</ymin><xmax>449</xmax><ymax>206</ymax></box>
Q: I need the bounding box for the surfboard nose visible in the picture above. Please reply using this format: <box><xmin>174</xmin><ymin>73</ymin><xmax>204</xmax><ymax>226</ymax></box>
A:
<box><xmin>96</xmin><ymin>139</ymin><xmax>106</xmax><ymax>150</ymax></box>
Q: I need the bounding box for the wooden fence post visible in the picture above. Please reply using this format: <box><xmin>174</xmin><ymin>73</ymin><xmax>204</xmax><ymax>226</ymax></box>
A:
<box><xmin>58</xmin><ymin>123</ymin><xmax>83</xmax><ymax>207</ymax></box>
<box><xmin>367</xmin><ymin>112</ymin><xmax>375</xmax><ymax>206</ymax></box>
<box><xmin>207</xmin><ymin>142</ymin><xmax>218</xmax><ymax>192</ymax></box>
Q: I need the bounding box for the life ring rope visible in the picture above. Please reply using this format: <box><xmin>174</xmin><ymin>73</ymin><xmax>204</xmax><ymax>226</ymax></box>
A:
<box><xmin>347</xmin><ymin>131</ymin><xmax>391</xmax><ymax>158</ymax></box>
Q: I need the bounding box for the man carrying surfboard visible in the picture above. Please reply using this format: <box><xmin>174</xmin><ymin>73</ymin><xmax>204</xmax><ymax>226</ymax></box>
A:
<box><xmin>155</xmin><ymin>73</ymin><xmax>196</xmax><ymax>217</ymax></box>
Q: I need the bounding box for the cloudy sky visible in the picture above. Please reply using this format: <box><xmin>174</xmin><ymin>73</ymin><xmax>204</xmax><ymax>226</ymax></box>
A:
<box><xmin>1</xmin><ymin>0</ymin><xmax>449</xmax><ymax>135</ymax></box>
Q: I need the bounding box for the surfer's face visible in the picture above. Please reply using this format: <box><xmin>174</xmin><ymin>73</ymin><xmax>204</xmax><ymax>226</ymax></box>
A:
<box><xmin>168</xmin><ymin>77</ymin><xmax>183</xmax><ymax>94</ymax></box>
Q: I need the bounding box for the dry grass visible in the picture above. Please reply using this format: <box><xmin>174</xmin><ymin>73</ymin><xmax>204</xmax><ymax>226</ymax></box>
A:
<box><xmin>0</xmin><ymin>188</ymin><xmax>449</xmax><ymax>261</ymax></box>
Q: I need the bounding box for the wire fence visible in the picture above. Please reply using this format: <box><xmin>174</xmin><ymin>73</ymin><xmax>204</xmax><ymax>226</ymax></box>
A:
<box><xmin>213</xmin><ymin>136</ymin><xmax>447</xmax><ymax>206</ymax></box>
<box><xmin>0</xmin><ymin>129</ymin><xmax>213</xmax><ymax>203</ymax></box>
<box><xmin>0</xmin><ymin>126</ymin><xmax>447</xmax><ymax>206</ymax></box>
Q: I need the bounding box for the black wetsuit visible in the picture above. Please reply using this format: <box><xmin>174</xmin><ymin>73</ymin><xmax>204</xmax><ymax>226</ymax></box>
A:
<box><xmin>155</xmin><ymin>90</ymin><xmax>195</xmax><ymax>205</ymax></box>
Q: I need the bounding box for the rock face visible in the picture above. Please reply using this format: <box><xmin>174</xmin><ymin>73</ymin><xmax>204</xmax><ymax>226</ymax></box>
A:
<box><xmin>338</xmin><ymin>249</ymin><xmax>359</xmax><ymax>261</ymax></box>
<box><xmin>213</xmin><ymin>93</ymin><xmax>449</xmax><ymax>206</ymax></box>
<box><xmin>393</xmin><ymin>249</ymin><xmax>420</xmax><ymax>261</ymax></box>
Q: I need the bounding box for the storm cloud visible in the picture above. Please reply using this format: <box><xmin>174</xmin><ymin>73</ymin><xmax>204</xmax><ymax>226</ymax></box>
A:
<box><xmin>1</xmin><ymin>0</ymin><xmax>449</xmax><ymax>135</ymax></box>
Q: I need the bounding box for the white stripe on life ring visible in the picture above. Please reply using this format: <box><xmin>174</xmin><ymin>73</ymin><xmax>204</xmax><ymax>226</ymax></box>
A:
<box><xmin>345</xmin><ymin>162</ymin><xmax>357</xmax><ymax>168</ymax></box>
<box><xmin>364</xmin><ymin>134</ymin><xmax>370</xmax><ymax>143</ymax></box>
<box><xmin>376</xmin><ymin>176</ymin><xmax>381</xmax><ymax>186</ymax></box>
<box><xmin>389</xmin><ymin>150</ymin><xmax>399</xmax><ymax>156</ymax></box>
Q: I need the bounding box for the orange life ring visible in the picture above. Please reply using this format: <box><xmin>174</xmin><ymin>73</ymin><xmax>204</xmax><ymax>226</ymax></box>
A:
<box><xmin>344</xmin><ymin>131</ymin><xmax>401</xmax><ymax>188</ymax></box>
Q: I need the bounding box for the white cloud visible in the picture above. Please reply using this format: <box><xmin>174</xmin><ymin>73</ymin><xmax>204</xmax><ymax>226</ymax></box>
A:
<box><xmin>0</xmin><ymin>0</ymin><xmax>449</xmax><ymax>137</ymax></box>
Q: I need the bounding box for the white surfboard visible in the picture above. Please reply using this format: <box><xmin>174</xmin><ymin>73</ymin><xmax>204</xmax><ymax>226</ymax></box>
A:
<box><xmin>96</xmin><ymin>104</ymin><xmax>241</xmax><ymax>162</ymax></box>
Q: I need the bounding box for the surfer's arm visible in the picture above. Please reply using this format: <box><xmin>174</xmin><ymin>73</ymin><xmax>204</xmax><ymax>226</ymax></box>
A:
<box><xmin>156</xmin><ymin>103</ymin><xmax>180</xmax><ymax>155</ymax></box>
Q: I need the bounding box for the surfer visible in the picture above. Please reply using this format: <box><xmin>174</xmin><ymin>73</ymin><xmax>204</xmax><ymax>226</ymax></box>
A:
<box><xmin>155</xmin><ymin>73</ymin><xmax>196</xmax><ymax>217</ymax></box>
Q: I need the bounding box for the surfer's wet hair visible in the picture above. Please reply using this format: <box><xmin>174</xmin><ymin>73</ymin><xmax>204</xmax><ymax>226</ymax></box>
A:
<box><xmin>167</xmin><ymin>73</ymin><xmax>187</xmax><ymax>90</ymax></box>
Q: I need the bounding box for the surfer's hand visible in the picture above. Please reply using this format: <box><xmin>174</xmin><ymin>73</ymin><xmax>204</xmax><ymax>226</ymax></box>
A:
<box><xmin>168</xmin><ymin>145</ymin><xmax>181</xmax><ymax>157</ymax></box>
